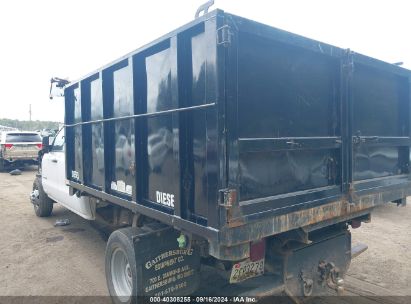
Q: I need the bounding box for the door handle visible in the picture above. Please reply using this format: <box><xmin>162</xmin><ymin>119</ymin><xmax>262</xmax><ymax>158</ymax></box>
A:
<box><xmin>51</xmin><ymin>159</ymin><xmax>58</xmax><ymax>163</ymax></box>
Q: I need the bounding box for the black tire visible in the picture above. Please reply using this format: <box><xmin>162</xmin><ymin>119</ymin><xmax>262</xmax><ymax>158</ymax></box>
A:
<box><xmin>0</xmin><ymin>158</ymin><xmax>5</xmax><ymax>172</ymax></box>
<box><xmin>105</xmin><ymin>228</ymin><xmax>140</xmax><ymax>304</ymax></box>
<box><xmin>32</xmin><ymin>177</ymin><xmax>53</xmax><ymax>217</ymax></box>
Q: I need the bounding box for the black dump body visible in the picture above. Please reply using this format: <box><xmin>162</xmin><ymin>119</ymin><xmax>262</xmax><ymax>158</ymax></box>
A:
<box><xmin>65</xmin><ymin>9</ymin><xmax>411</xmax><ymax>260</ymax></box>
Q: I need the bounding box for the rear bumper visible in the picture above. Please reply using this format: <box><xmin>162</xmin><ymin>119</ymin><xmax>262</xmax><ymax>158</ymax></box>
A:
<box><xmin>209</xmin><ymin>181</ymin><xmax>410</xmax><ymax>260</ymax></box>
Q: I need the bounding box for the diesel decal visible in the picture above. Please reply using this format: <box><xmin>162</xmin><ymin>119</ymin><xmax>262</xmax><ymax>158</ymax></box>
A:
<box><xmin>156</xmin><ymin>191</ymin><xmax>175</xmax><ymax>208</ymax></box>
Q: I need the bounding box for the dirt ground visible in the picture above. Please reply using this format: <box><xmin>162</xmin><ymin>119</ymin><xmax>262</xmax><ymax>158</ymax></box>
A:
<box><xmin>0</xmin><ymin>168</ymin><xmax>410</xmax><ymax>298</ymax></box>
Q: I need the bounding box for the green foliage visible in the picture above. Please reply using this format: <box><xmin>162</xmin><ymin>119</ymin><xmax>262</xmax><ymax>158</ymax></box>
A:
<box><xmin>0</xmin><ymin>119</ymin><xmax>60</xmax><ymax>131</ymax></box>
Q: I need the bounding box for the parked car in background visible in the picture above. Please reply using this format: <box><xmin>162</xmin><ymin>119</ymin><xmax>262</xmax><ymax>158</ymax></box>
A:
<box><xmin>0</xmin><ymin>131</ymin><xmax>42</xmax><ymax>171</ymax></box>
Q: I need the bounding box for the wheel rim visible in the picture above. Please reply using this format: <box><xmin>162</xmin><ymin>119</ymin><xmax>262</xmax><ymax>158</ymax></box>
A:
<box><xmin>111</xmin><ymin>247</ymin><xmax>133</xmax><ymax>302</ymax></box>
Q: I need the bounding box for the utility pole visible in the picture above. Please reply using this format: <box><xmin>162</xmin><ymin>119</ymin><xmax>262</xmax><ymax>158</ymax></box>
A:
<box><xmin>29</xmin><ymin>104</ymin><xmax>32</xmax><ymax>121</ymax></box>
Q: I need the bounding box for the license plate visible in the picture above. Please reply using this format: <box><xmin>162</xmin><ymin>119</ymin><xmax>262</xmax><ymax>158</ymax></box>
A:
<box><xmin>16</xmin><ymin>145</ymin><xmax>31</xmax><ymax>150</ymax></box>
<box><xmin>229</xmin><ymin>258</ymin><xmax>264</xmax><ymax>283</ymax></box>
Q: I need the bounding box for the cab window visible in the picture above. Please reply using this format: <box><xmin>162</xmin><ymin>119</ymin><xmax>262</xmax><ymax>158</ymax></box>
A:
<box><xmin>52</xmin><ymin>129</ymin><xmax>65</xmax><ymax>152</ymax></box>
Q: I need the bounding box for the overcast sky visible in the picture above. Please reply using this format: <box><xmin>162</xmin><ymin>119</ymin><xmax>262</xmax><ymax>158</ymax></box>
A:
<box><xmin>0</xmin><ymin>0</ymin><xmax>410</xmax><ymax>122</ymax></box>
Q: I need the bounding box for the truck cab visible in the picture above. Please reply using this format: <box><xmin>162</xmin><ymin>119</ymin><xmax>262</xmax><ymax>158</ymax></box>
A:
<box><xmin>31</xmin><ymin>128</ymin><xmax>94</xmax><ymax>219</ymax></box>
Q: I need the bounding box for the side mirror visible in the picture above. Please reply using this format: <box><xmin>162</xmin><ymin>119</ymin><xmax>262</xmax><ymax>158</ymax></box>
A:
<box><xmin>49</xmin><ymin>77</ymin><xmax>70</xmax><ymax>100</ymax></box>
<box><xmin>42</xmin><ymin>136</ymin><xmax>50</xmax><ymax>151</ymax></box>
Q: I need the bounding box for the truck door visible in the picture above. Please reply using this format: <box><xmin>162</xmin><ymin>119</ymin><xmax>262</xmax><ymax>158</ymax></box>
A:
<box><xmin>42</xmin><ymin>129</ymin><xmax>94</xmax><ymax>219</ymax></box>
<box><xmin>42</xmin><ymin>130</ymin><xmax>65</xmax><ymax>197</ymax></box>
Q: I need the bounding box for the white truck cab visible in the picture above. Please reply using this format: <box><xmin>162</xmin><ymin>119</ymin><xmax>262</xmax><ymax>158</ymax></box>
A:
<box><xmin>31</xmin><ymin>128</ymin><xmax>95</xmax><ymax>219</ymax></box>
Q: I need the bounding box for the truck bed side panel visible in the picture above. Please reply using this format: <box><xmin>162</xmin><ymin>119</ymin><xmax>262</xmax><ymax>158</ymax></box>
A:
<box><xmin>65</xmin><ymin>15</ymin><xmax>222</xmax><ymax>230</ymax></box>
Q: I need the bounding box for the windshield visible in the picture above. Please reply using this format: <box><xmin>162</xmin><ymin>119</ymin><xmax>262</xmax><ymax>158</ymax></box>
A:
<box><xmin>6</xmin><ymin>133</ymin><xmax>41</xmax><ymax>143</ymax></box>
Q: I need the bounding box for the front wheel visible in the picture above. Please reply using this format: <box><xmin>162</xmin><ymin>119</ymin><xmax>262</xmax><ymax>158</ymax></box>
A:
<box><xmin>105</xmin><ymin>228</ymin><xmax>139</xmax><ymax>304</ymax></box>
<box><xmin>31</xmin><ymin>177</ymin><xmax>53</xmax><ymax>217</ymax></box>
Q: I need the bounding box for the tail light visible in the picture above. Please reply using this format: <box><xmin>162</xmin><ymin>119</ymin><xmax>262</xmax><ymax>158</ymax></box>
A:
<box><xmin>36</xmin><ymin>144</ymin><xmax>43</xmax><ymax>149</ymax></box>
<box><xmin>350</xmin><ymin>219</ymin><xmax>361</xmax><ymax>229</ymax></box>
<box><xmin>250</xmin><ymin>239</ymin><xmax>266</xmax><ymax>262</ymax></box>
<box><xmin>5</xmin><ymin>144</ymin><xmax>13</xmax><ymax>149</ymax></box>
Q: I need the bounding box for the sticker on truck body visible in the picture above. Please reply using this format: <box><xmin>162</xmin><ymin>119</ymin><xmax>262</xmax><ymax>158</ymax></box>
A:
<box><xmin>125</xmin><ymin>185</ymin><xmax>132</xmax><ymax>195</ymax></box>
<box><xmin>156</xmin><ymin>191</ymin><xmax>175</xmax><ymax>208</ymax></box>
<box><xmin>116</xmin><ymin>180</ymin><xmax>126</xmax><ymax>193</ymax></box>
<box><xmin>71</xmin><ymin>170</ymin><xmax>79</xmax><ymax>180</ymax></box>
<box><xmin>111</xmin><ymin>180</ymin><xmax>132</xmax><ymax>196</ymax></box>
<box><xmin>138</xmin><ymin>228</ymin><xmax>200</xmax><ymax>296</ymax></box>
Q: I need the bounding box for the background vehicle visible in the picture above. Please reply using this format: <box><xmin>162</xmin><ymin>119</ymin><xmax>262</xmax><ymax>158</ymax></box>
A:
<box><xmin>0</xmin><ymin>131</ymin><xmax>42</xmax><ymax>171</ymax></box>
<box><xmin>36</xmin><ymin>3</ymin><xmax>410</xmax><ymax>303</ymax></box>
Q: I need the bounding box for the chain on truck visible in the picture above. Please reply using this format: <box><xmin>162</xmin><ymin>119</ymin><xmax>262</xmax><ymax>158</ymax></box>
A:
<box><xmin>30</xmin><ymin>1</ymin><xmax>411</xmax><ymax>302</ymax></box>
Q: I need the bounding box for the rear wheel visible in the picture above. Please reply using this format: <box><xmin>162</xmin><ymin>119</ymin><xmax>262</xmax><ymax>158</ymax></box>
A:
<box><xmin>31</xmin><ymin>177</ymin><xmax>53</xmax><ymax>217</ymax></box>
<box><xmin>105</xmin><ymin>228</ymin><xmax>139</xmax><ymax>304</ymax></box>
<box><xmin>0</xmin><ymin>158</ymin><xmax>5</xmax><ymax>172</ymax></box>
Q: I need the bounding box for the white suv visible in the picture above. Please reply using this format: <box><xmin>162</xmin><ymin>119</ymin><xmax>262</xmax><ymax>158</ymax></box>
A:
<box><xmin>0</xmin><ymin>131</ymin><xmax>42</xmax><ymax>171</ymax></box>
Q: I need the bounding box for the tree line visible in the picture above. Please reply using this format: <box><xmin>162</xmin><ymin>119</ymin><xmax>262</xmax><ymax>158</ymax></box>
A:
<box><xmin>0</xmin><ymin>118</ymin><xmax>60</xmax><ymax>131</ymax></box>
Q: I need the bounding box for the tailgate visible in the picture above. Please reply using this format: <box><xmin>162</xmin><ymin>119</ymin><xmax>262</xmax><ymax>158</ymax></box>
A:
<box><xmin>224</xmin><ymin>14</ymin><xmax>410</xmax><ymax>219</ymax></box>
<box><xmin>3</xmin><ymin>143</ymin><xmax>40</xmax><ymax>159</ymax></box>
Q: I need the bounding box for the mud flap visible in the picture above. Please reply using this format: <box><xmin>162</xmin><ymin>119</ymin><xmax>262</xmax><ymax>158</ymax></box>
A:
<box><xmin>284</xmin><ymin>230</ymin><xmax>351</xmax><ymax>297</ymax></box>
<box><xmin>133</xmin><ymin>223</ymin><xmax>201</xmax><ymax>296</ymax></box>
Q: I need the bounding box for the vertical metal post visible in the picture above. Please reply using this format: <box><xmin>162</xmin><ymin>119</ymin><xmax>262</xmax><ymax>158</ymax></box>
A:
<box><xmin>176</xmin><ymin>29</ymin><xmax>194</xmax><ymax>220</ymax></box>
<box><xmin>206</xmin><ymin>14</ymin><xmax>225</xmax><ymax>228</ymax></box>
<box><xmin>80</xmin><ymin>79</ymin><xmax>89</xmax><ymax>185</ymax></box>
<box><xmin>132</xmin><ymin>54</ymin><xmax>147</xmax><ymax>204</ymax></box>
<box><xmin>102</xmin><ymin>69</ymin><xmax>114</xmax><ymax>193</ymax></box>
<box><xmin>98</xmin><ymin>71</ymin><xmax>104</xmax><ymax>189</ymax></box>
<box><xmin>169</xmin><ymin>36</ymin><xmax>182</xmax><ymax>218</ymax></box>
<box><xmin>398</xmin><ymin>76</ymin><xmax>410</xmax><ymax>175</ymax></box>
<box><xmin>341</xmin><ymin>50</ymin><xmax>354</xmax><ymax>196</ymax></box>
